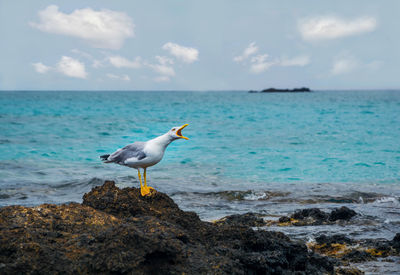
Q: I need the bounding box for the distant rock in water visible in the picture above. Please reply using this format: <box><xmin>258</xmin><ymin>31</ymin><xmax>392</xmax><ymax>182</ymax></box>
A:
<box><xmin>0</xmin><ymin>180</ymin><xmax>334</xmax><ymax>274</ymax></box>
<box><xmin>249</xmin><ymin>87</ymin><xmax>311</xmax><ymax>93</ymax></box>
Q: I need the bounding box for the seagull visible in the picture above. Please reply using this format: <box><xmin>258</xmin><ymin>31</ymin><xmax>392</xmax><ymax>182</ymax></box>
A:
<box><xmin>100</xmin><ymin>124</ymin><xmax>189</xmax><ymax>196</ymax></box>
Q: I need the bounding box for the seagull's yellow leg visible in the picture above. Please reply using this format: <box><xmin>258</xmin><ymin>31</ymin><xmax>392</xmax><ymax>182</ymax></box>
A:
<box><xmin>143</xmin><ymin>168</ymin><xmax>155</xmax><ymax>195</ymax></box>
<box><xmin>137</xmin><ymin>169</ymin><xmax>147</xmax><ymax>196</ymax></box>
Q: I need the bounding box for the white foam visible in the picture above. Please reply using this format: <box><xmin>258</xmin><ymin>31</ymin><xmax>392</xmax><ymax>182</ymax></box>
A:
<box><xmin>244</xmin><ymin>191</ymin><xmax>268</xmax><ymax>201</ymax></box>
<box><xmin>373</xmin><ymin>197</ymin><xmax>400</xmax><ymax>205</ymax></box>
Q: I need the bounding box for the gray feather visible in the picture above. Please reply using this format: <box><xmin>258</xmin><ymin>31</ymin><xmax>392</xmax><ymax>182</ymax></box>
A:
<box><xmin>107</xmin><ymin>142</ymin><xmax>146</xmax><ymax>164</ymax></box>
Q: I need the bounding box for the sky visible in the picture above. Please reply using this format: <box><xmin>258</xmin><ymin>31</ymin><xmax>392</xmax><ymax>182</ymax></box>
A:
<box><xmin>0</xmin><ymin>0</ymin><xmax>399</xmax><ymax>91</ymax></box>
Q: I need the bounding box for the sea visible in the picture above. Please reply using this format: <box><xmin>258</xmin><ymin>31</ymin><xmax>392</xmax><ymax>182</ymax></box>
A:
<box><xmin>1</xmin><ymin>90</ymin><xmax>400</xmax><ymax>270</ymax></box>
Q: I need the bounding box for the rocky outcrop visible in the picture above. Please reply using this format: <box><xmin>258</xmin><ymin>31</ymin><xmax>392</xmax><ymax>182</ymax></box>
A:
<box><xmin>0</xmin><ymin>181</ymin><xmax>334</xmax><ymax>274</ymax></box>
<box><xmin>271</xmin><ymin>206</ymin><xmax>357</xmax><ymax>226</ymax></box>
<box><xmin>249</xmin><ymin>87</ymin><xmax>311</xmax><ymax>93</ymax></box>
<box><xmin>214</xmin><ymin>212</ymin><xmax>265</xmax><ymax>227</ymax></box>
<box><xmin>307</xmin><ymin>233</ymin><xmax>400</xmax><ymax>263</ymax></box>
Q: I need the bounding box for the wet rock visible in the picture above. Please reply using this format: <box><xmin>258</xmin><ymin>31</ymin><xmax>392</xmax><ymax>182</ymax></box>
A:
<box><xmin>329</xmin><ymin>206</ymin><xmax>357</xmax><ymax>222</ymax></box>
<box><xmin>0</xmin><ymin>181</ymin><xmax>334</xmax><ymax>274</ymax></box>
<box><xmin>392</xmin><ymin>233</ymin><xmax>400</xmax><ymax>250</ymax></box>
<box><xmin>292</xmin><ymin>208</ymin><xmax>329</xmax><ymax>224</ymax></box>
<box><xmin>335</xmin><ymin>267</ymin><xmax>365</xmax><ymax>275</ymax></box>
<box><xmin>316</xmin><ymin>234</ymin><xmax>353</xmax><ymax>245</ymax></box>
<box><xmin>215</xmin><ymin>212</ymin><xmax>265</xmax><ymax>227</ymax></box>
<box><xmin>308</xmin><ymin>233</ymin><xmax>400</xmax><ymax>267</ymax></box>
<box><xmin>278</xmin><ymin>216</ymin><xmax>291</xmax><ymax>223</ymax></box>
<box><xmin>341</xmin><ymin>250</ymin><xmax>376</xmax><ymax>262</ymax></box>
<box><xmin>270</xmin><ymin>206</ymin><xmax>358</xmax><ymax>227</ymax></box>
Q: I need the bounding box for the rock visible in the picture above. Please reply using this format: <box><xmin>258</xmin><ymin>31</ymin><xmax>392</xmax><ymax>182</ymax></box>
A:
<box><xmin>308</xmin><ymin>233</ymin><xmax>400</xmax><ymax>266</ymax></box>
<box><xmin>292</xmin><ymin>208</ymin><xmax>329</xmax><ymax>222</ymax></box>
<box><xmin>329</xmin><ymin>206</ymin><xmax>357</xmax><ymax>222</ymax></box>
<box><xmin>341</xmin><ymin>250</ymin><xmax>376</xmax><ymax>263</ymax></box>
<box><xmin>278</xmin><ymin>216</ymin><xmax>291</xmax><ymax>223</ymax></box>
<box><xmin>0</xmin><ymin>181</ymin><xmax>334</xmax><ymax>274</ymax></box>
<box><xmin>215</xmin><ymin>212</ymin><xmax>265</xmax><ymax>227</ymax></box>
<box><xmin>335</xmin><ymin>267</ymin><xmax>365</xmax><ymax>275</ymax></box>
<box><xmin>316</xmin><ymin>234</ymin><xmax>353</xmax><ymax>245</ymax></box>
<box><xmin>270</xmin><ymin>207</ymin><xmax>358</xmax><ymax>226</ymax></box>
<box><xmin>82</xmin><ymin>180</ymin><xmax>201</xmax><ymax>230</ymax></box>
<box><xmin>392</xmin><ymin>233</ymin><xmax>400</xmax><ymax>250</ymax></box>
<box><xmin>260</xmin><ymin>87</ymin><xmax>311</xmax><ymax>93</ymax></box>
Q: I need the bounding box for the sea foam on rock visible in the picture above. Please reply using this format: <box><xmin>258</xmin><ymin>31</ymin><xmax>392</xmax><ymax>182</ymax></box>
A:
<box><xmin>0</xmin><ymin>180</ymin><xmax>334</xmax><ymax>274</ymax></box>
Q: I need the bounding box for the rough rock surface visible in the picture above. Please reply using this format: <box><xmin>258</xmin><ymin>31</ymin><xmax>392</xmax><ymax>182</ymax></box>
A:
<box><xmin>214</xmin><ymin>212</ymin><xmax>265</xmax><ymax>227</ymax></box>
<box><xmin>0</xmin><ymin>181</ymin><xmax>334</xmax><ymax>274</ymax></box>
<box><xmin>273</xmin><ymin>206</ymin><xmax>357</xmax><ymax>226</ymax></box>
<box><xmin>328</xmin><ymin>207</ymin><xmax>357</xmax><ymax>222</ymax></box>
<box><xmin>308</xmin><ymin>233</ymin><xmax>400</xmax><ymax>263</ymax></box>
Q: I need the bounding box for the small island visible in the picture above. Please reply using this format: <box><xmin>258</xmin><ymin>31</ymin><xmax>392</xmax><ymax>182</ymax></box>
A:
<box><xmin>249</xmin><ymin>87</ymin><xmax>311</xmax><ymax>93</ymax></box>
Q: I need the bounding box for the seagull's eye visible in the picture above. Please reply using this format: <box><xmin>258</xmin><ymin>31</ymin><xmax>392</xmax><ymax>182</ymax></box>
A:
<box><xmin>172</xmin><ymin>128</ymin><xmax>176</xmax><ymax>131</ymax></box>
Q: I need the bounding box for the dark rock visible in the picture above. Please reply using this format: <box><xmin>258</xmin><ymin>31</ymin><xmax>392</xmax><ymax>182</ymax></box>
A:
<box><xmin>274</xmin><ymin>207</ymin><xmax>358</xmax><ymax>226</ymax></box>
<box><xmin>260</xmin><ymin>87</ymin><xmax>311</xmax><ymax>93</ymax></box>
<box><xmin>279</xmin><ymin>216</ymin><xmax>291</xmax><ymax>223</ymax></box>
<box><xmin>335</xmin><ymin>267</ymin><xmax>365</xmax><ymax>275</ymax></box>
<box><xmin>0</xmin><ymin>181</ymin><xmax>334</xmax><ymax>274</ymax></box>
<box><xmin>329</xmin><ymin>206</ymin><xmax>357</xmax><ymax>221</ymax></box>
<box><xmin>316</xmin><ymin>234</ymin><xmax>353</xmax><ymax>245</ymax></box>
<box><xmin>392</xmin><ymin>233</ymin><xmax>400</xmax><ymax>250</ymax></box>
<box><xmin>82</xmin><ymin>180</ymin><xmax>201</xmax><ymax>230</ymax></box>
<box><xmin>341</xmin><ymin>250</ymin><xmax>376</xmax><ymax>263</ymax></box>
<box><xmin>309</xmin><ymin>233</ymin><xmax>400</xmax><ymax>266</ymax></box>
<box><xmin>248</xmin><ymin>90</ymin><xmax>258</xmax><ymax>93</ymax></box>
<box><xmin>215</xmin><ymin>212</ymin><xmax>265</xmax><ymax>227</ymax></box>
<box><xmin>292</xmin><ymin>208</ymin><xmax>329</xmax><ymax>221</ymax></box>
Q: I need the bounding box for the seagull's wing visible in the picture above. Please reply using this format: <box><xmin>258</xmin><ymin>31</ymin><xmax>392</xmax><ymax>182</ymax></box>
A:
<box><xmin>107</xmin><ymin>142</ymin><xmax>146</xmax><ymax>165</ymax></box>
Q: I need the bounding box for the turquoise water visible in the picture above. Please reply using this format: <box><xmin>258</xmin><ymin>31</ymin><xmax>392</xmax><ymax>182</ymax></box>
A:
<box><xmin>1</xmin><ymin>89</ymin><xmax>400</xmax><ymax>273</ymax></box>
<box><xmin>1</xmin><ymin>90</ymin><xmax>400</xmax><ymax>238</ymax></box>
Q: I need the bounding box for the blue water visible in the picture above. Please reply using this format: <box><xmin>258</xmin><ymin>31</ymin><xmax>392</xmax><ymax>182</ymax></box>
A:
<box><xmin>1</xmin><ymin>91</ymin><xmax>400</xmax><ymax>246</ymax></box>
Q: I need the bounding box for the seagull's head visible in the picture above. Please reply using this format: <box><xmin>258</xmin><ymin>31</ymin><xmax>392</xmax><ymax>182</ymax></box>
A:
<box><xmin>168</xmin><ymin>124</ymin><xmax>189</xmax><ymax>140</ymax></box>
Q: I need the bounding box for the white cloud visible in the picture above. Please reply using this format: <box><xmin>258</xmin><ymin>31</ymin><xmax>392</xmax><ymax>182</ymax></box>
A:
<box><xmin>234</xmin><ymin>42</ymin><xmax>258</xmax><ymax>62</ymax></box>
<box><xmin>149</xmin><ymin>63</ymin><xmax>175</xmax><ymax>77</ymax></box>
<box><xmin>32</xmin><ymin>62</ymin><xmax>51</xmax><ymax>74</ymax></box>
<box><xmin>108</xmin><ymin>55</ymin><xmax>141</xmax><ymax>68</ymax></box>
<box><xmin>299</xmin><ymin>16</ymin><xmax>377</xmax><ymax>41</ymax></box>
<box><xmin>234</xmin><ymin>43</ymin><xmax>310</xmax><ymax>73</ymax></box>
<box><xmin>250</xmin><ymin>54</ymin><xmax>275</xmax><ymax>74</ymax></box>
<box><xmin>155</xmin><ymin>55</ymin><xmax>174</xmax><ymax>65</ymax></box>
<box><xmin>147</xmin><ymin>56</ymin><xmax>175</xmax><ymax>77</ymax></box>
<box><xmin>106</xmin><ymin>73</ymin><xmax>130</xmax><ymax>81</ymax></box>
<box><xmin>280</xmin><ymin>55</ymin><xmax>310</xmax><ymax>67</ymax></box>
<box><xmin>69</xmin><ymin>48</ymin><xmax>105</xmax><ymax>68</ymax></box>
<box><xmin>162</xmin><ymin>42</ymin><xmax>199</xmax><ymax>63</ymax></box>
<box><xmin>331</xmin><ymin>57</ymin><xmax>358</xmax><ymax>75</ymax></box>
<box><xmin>31</xmin><ymin>5</ymin><xmax>134</xmax><ymax>49</ymax></box>
<box><xmin>56</xmin><ymin>56</ymin><xmax>87</xmax><ymax>78</ymax></box>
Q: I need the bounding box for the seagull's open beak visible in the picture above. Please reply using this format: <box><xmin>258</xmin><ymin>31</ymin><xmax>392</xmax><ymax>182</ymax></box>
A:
<box><xmin>176</xmin><ymin>124</ymin><xmax>189</xmax><ymax>140</ymax></box>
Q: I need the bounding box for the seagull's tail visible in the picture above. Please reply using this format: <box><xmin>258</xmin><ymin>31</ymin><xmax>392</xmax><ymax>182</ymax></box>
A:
<box><xmin>100</xmin><ymin>154</ymin><xmax>111</xmax><ymax>163</ymax></box>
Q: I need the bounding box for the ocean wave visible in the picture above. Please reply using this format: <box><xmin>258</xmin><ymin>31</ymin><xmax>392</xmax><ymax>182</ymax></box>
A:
<box><xmin>373</xmin><ymin>196</ymin><xmax>400</xmax><ymax>205</ymax></box>
<box><xmin>171</xmin><ymin>190</ymin><xmax>290</xmax><ymax>201</ymax></box>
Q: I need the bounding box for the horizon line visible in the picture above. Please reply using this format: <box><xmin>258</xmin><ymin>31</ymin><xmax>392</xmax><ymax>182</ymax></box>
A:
<box><xmin>1</xmin><ymin>88</ymin><xmax>400</xmax><ymax>92</ymax></box>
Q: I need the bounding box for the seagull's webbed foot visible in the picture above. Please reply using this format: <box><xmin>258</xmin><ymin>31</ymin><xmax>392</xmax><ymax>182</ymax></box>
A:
<box><xmin>141</xmin><ymin>185</ymin><xmax>156</xmax><ymax>196</ymax></box>
<box><xmin>140</xmin><ymin>168</ymin><xmax>156</xmax><ymax>196</ymax></box>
